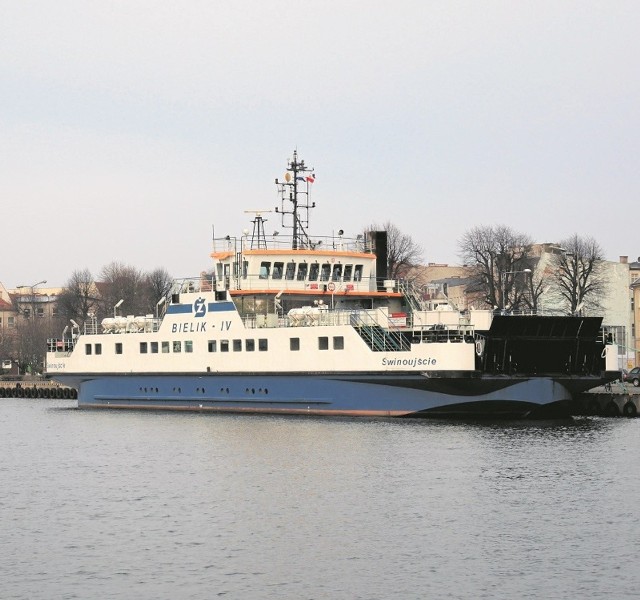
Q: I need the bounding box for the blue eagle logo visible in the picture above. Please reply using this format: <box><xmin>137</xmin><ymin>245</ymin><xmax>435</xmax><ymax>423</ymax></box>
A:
<box><xmin>194</xmin><ymin>297</ymin><xmax>207</xmax><ymax>318</ymax></box>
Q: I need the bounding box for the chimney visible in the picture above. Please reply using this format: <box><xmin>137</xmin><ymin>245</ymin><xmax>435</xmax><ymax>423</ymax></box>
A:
<box><xmin>620</xmin><ymin>256</ymin><xmax>628</xmax><ymax>264</ymax></box>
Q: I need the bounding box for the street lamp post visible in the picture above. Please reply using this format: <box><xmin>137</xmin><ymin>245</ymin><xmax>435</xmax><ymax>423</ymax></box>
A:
<box><xmin>501</xmin><ymin>269</ymin><xmax>532</xmax><ymax>313</ymax></box>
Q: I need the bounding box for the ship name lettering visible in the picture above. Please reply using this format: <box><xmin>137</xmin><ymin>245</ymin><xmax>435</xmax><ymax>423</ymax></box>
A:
<box><xmin>171</xmin><ymin>322</ymin><xmax>207</xmax><ymax>333</ymax></box>
<box><xmin>382</xmin><ymin>357</ymin><xmax>436</xmax><ymax>367</ymax></box>
<box><xmin>220</xmin><ymin>320</ymin><xmax>232</xmax><ymax>331</ymax></box>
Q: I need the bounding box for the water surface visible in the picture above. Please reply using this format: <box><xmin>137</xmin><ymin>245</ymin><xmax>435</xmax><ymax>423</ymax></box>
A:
<box><xmin>1</xmin><ymin>399</ymin><xmax>638</xmax><ymax>599</ymax></box>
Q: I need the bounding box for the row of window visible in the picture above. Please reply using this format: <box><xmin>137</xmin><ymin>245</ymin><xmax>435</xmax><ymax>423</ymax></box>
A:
<box><xmin>84</xmin><ymin>336</ymin><xmax>346</xmax><ymax>355</ymax></box>
<box><xmin>258</xmin><ymin>261</ymin><xmax>364</xmax><ymax>282</ymax></box>
<box><xmin>23</xmin><ymin>307</ymin><xmax>57</xmax><ymax>318</ymax></box>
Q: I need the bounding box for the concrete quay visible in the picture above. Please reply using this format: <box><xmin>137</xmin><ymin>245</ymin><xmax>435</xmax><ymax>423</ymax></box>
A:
<box><xmin>573</xmin><ymin>383</ymin><xmax>639</xmax><ymax>417</ymax></box>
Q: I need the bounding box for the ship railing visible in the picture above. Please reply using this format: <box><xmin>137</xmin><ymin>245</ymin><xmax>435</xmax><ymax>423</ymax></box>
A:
<box><xmin>241</xmin><ymin>307</ymin><xmax>400</xmax><ymax>330</ymax></box>
<box><xmin>171</xmin><ymin>276</ymin><xmax>216</xmax><ymax>295</ymax></box>
<box><xmin>213</xmin><ymin>234</ymin><xmax>375</xmax><ymax>254</ymax></box>
<box><xmin>228</xmin><ymin>274</ymin><xmax>379</xmax><ymax>293</ymax></box>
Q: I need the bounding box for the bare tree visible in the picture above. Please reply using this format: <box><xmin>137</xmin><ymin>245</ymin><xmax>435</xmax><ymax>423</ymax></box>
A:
<box><xmin>14</xmin><ymin>318</ymin><xmax>58</xmax><ymax>375</ymax></box>
<box><xmin>99</xmin><ymin>262</ymin><xmax>146</xmax><ymax>319</ymax></box>
<box><xmin>458</xmin><ymin>225</ymin><xmax>535</xmax><ymax>310</ymax></box>
<box><xmin>57</xmin><ymin>268</ymin><xmax>99</xmax><ymax>327</ymax></box>
<box><xmin>144</xmin><ymin>268</ymin><xmax>173</xmax><ymax>308</ymax></box>
<box><xmin>550</xmin><ymin>234</ymin><xmax>607</xmax><ymax>315</ymax></box>
<box><xmin>366</xmin><ymin>221</ymin><xmax>423</xmax><ymax>280</ymax></box>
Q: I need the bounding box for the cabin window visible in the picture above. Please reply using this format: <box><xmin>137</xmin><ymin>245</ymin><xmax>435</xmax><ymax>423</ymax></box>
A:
<box><xmin>233</xmin><ymin>339</ymin><xmax>242</xmax><ymax>351</ymax></box>
<box><xmin>216</xmin><ymin>264</ymin><xmax>224</xmax><ymax>280</ymax></box>
<box><xmin>173</xmin><ymin>341</ymin><xmax>182</xmax><ymax>353</ymax></box>
<box><xmin>24</xmin><ymin>308</ymin><xmax>31</xmax><ymax>319</ymax></box>
<box><xmin>343</xmin><ymin>265</ymin><xmax>353</xmax><ymax>281</ymax></box>
<box><xmin>333</xmin><ymin>336</ymin><xmax>344</xmax><ymax>350</ymax></box>
<box><xmin>318</xmin><ymin>336</ymin><xmax>329</xmax><ymax>350</ymax></box>
<box><xmin>52</xmin><ymin>307</ymin><xmax>59</xmax><ymax>317</ymax></box>
<box><xmin>36</xmin><ymin>307</ymin><xmax>44</xmax><ymax>318</ymax></box>
<box><xmin>297</xmin><ymin>263</ymin><xmax>308</xmax><ymax>280</ymax></box>
<box><xmin>151</xmin><ymin>342</ymin><xmax>158</xmax><ymax>353</ymax></box>
<box><xmin>332</xmin><ymin>264</ymin><xmax>342</xmax><ymax>281</ymax></box>
<box><xmin>208</xmin><ymin>340</ymin><xmax>217</xmax><ymax>352</ymax></box>
<box><xmin>285</xmin><ymin>262</ymin><xmax>296</xmax><ymax>280</ymax></box>
<box><xmin>162</xmin><ymin>341</ymin><xmax>170</xmax><ymax>353</ymax></box>
<box><xmin>259</xmin><ymin>262</ymin><xmax>271</xmax><ymax>279</ymax></box>
<box><xmin>290</xmin><ymin>337</ymin><xmax>300</xmax><ymax>351</ymax></box>
<box><xmin>185</xmin><ymin>341</ymin><xmax>193</xmax><ymax>353</ymax></box>
<box><xmin>272</xmin><ymin>262</ymin><xmax>284</xmax><ymax>279</ymax></box>
<box><xmin>140</xmin><ymin>342</ymin><xmax>148</xmax><ymax>354</ymax></box>
<box><xmin>246</xmin><ymin>339</ymin><xmax>255</xmax><ymax>352</ymax></box>
<box><xmin>309</xmin><ymin>263</ymin><xmax>319</xmax><ymax>281</ymax></box>
<box><xmin>354</xmin><ymin>264</ymin><xmax>363</xmax><ymax>281</ymax></box>
<box><xmin>95</xmin><ymin>344</ymin><xmax>102</xmax><ymax>355</ymax></box>
<box><xmin>85</xmin><ymin>344</ymin><xmax>92</xmax><ymax>355</ymax></box>
<box><xmin>242</xmin><ymin>260</ymin><xmax>249</xmax><ymax>279</ymax></box>
<box><xmin>115</xmin><ymin>343</ymin><xmax>123</xmax><ymax>355</ymax></box>
<box><xmin>258</xmin><ymin>338</ymin><xmax>268</xmax><ymax>351</ymax></box>
<box><xmin>221</xmin><ymin>340</ymin><xmax>229</xmax><ymax>352</ymax></box>
<box><xmin>7</xmin><ymin>316</ymin><xmax>15</xmax><ymax>328</ymax></box>
<box><xmin>320</xmin><ymin>263</ymin><xmax>331</xmax><ymax>281</ymax></box>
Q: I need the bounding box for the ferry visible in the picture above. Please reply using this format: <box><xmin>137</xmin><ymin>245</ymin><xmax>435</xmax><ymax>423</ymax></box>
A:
<box><xmin>45</xmin><ymin>153</ymin><xmax>619</xmax><ymax>418</ymax></box>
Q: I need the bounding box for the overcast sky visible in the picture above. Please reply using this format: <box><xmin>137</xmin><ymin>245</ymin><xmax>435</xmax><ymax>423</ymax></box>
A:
<box><xmin>1</xmin><ymin>1</ymin><xmax>638</xmax><ymax>288</ymax></box>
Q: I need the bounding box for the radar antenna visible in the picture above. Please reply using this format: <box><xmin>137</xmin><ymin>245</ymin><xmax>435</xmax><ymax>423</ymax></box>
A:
<box><xmin>244</xmin><ymin>210</ymin><xmax>272</xmax><ymax>249</ymax></box>
<box><xmin>274</xmin><ymin>150</ymin><xmax>316</xmax><ymax>249</ymax></box>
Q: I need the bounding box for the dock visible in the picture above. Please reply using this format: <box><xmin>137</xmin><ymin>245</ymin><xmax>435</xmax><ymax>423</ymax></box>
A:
<box><xmin>573</xmin><ymin>383</ymin><xmax>639</xmax><ymax>417</ymax></box>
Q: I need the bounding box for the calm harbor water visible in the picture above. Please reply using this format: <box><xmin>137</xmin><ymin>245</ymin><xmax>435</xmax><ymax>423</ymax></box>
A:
<box><xmin>1</xmin><ymin>398</ymin><xmax>639</xmax><ymax>600</ymax></box>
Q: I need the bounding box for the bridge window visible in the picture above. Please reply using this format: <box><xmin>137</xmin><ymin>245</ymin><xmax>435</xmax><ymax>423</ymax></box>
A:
<box><xmin>259</xmin><ymin>262</ymin><xmax>271</xmax><ymax>279</ymax></box>
<box><xmin>343</xmin><ymin>265</ymin><xmax>353</xmax><ymax>281</ymax></box>
<box><xmin>258</xmin><ymin>338</ymin><xmax>268</xmax><ymax>351</ymax></box>
<box><xmin>140</xmin><ymin>342</ymin><xmax>148</xmax><ymax>354</ymax></box>
<box><xmin>272</xmin><ymin>262</ymin><xmax>284</xmax><ymax>279</ymax></box>
<box><xmin>333</xmin><ymin>336</ymin><xmax>344</xmax><ymax>350</ymax></box>
<box><xmin>173</xmin><ymin>341</ymin><xmax>182</xmax><ymax>353</ymax></box>
<box><xmin>115</xmin><ymin>343</ymin><xmax>123</xmax><ymax>355</ymax></box>
<box><xmin>85</xmin><ymin>344</ymin><xmax>92</xmax><ymax>355</ymax></box>
<box><xmin>354</xmin><ymin>265</ymin><xmax>363</xmax><ymax>281</ymax></box>
<box><xmin>151</xmin><ymin>342</ymin><xmax>158</xmax><ymax>353</ymax></box>
<box><xmin>208</xmin><ymin>340</ymin><xmax>217</xmax><ymax>352</ymax></box>
<box><xmin>246</xmin><ymin>339</ymin><xmax>255</xmax><ymax>352</ymax></box>
<box><xmin>297</xmin><ymin>263</ymin><xmax>308</xmax><ymax>280</ymax></box>
<box><xmin>233</xmin><ymin>339</ymin><xmax>242</xmax><ymax>351</ymax></box>
<box><xmin>185</xmin><ymin>341</ymin><xmax>193</xmax><ymax>353</ymax></box>
<box><xmin>332</xmin><ymin>264</ymin><xmax>342</xmax><ymax>281</ymax></box>
<box><xmin>309</xmin><ymin>263</ymin><xmax>319</xmax><ymax>281</ymax></box>
<box><xmin>95</xmin><ymin>344</ymin><xmax>102</xmax><ymax>355</ymax></box>
<box><xmin>318</xmin><ymin>336</ymin><xmax>329</xmax><ymax>350</ymax></box>
<box><xmin>221</xmin><ymin>340</ymin><xmax>229</xmax><ymax>352</ymax></box>
<box><xmin>162</xmin><ymin>341</ymin><xmax>170</xmax><ymax>353</ymax></box>
<box><xmin>285</xmin><ymin>262</ymin><xmax>296</xmax><ymax>280</ymax></box>
<box><xmin>320</xmin><ymin>263</ymin><xmax>331</xmax><ymax>281</ymax></box>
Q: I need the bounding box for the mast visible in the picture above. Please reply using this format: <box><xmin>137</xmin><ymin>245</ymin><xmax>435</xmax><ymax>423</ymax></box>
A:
<box><xmin>274</xmin><ymin>150</ymin><xmax>315</xmax><ymax>249</ymax></box>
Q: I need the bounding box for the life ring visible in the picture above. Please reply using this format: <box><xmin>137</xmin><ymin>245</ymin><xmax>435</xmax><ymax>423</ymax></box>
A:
<box><xmin>475</xmin><ymin>339</ymin><xmax>485</xmax><ymax>356</ymax></box>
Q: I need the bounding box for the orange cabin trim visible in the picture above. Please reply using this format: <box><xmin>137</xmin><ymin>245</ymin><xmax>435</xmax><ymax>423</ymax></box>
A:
<box><xmin>211</xmin><ymin>251</ymin><xmax>234</xmax><ymax>260</ymax></box>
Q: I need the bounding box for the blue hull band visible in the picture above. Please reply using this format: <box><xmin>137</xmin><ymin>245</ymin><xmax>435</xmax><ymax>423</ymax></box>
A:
<box><xmin>56</xmin><ymin>374</ymin><xmax>578</xmax><ymax>418</ymax></box>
